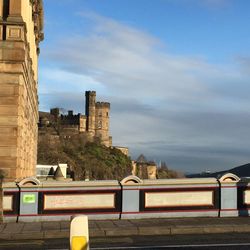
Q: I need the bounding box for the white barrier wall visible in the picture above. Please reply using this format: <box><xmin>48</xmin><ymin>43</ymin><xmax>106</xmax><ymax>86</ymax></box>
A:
<box><xmin>2</xmin><ymin>173</ymin><xmax>248</xmax><ymax>222</ymax></box>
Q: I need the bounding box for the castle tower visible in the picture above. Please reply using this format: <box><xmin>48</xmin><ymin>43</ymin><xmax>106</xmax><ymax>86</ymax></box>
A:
<box><xmin>85</xmin><ymin>91</ymin><xmax>96</xmax><ymax>135</ymax></box>
<box><xmin>95</xmin><ymin>102</ymin><xmax>112</xmax><ymax>147</ymax></box>
<box><xmin>0</xmin><ymin>0</ymin><xmax>44</xmax><ymax>181</ymax></box>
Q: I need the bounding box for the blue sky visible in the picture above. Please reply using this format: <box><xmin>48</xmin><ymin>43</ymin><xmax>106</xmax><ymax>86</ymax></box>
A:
<box><xmin>39</xmin><ymin>0</ymin><xmax>250</xmax><ymax>173</ymax></box>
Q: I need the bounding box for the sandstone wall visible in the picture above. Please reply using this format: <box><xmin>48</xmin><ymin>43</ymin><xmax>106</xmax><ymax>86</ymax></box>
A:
<box><xmin>0</xmin><ymin>0</ymin><xmax>43</xmax><ymax>181</ymax></box>
<box><xmin>0</xmin><ymin>178</ymin><xmax>2</xmax><ymax>223</ymax></box>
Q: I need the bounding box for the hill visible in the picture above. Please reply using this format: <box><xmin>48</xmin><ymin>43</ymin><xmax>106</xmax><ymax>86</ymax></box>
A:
<box><xmin>37</xmin><ymin>134</ymin><xmax>132</xmax><ymax>180</ymax></box>
<box><xmin>187</xmin><ymin>163</ymin><xmax>250</xmax><ymax>178</ymax></box>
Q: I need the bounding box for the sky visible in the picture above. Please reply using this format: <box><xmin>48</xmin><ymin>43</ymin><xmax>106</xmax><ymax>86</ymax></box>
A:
<box><xmin>39</xmin><ymin>0</ymin><xmax>250</xmax><ymax>174</ymax></box>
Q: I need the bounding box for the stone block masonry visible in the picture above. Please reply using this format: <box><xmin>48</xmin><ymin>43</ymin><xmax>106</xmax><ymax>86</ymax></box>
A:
<box><xmin>0</xmin><ymin>178</ymin><xmax>2</xmax><ymax>222</ymax></box>
<box><xmin>0</xmin><ymin>0</ymin><xmax>44</xmax><ymax>182</ymax></box>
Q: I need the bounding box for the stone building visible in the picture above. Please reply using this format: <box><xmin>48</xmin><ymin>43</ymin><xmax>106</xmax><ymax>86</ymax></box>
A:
<box><xmin>0</xmin><ymin>0</ymin><xmax>44</xmax><ymax>181</ymax></box>
<box><xmin>86</xmin><ymin>91</ymin><xmax>112</xmax><ymax>146</ymax></box>
<box><xmin>39</xmin><ymin>91</ymin><xmax>112</xmax><ymax>147</ymax></box>
<box><xmin>132</xmin><ymin>154</ymin><xmax>157</xmax><ymax>179</ymax></box>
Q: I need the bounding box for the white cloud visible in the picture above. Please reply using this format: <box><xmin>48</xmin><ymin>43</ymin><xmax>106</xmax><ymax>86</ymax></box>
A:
<box><xmin>39</xmin><ymin>12</ymin><xmax>250</xmax><ymax>173</ymax></box>
<box><xmin>163</xmin><ymin>0</ymin><xmax>230</xmax><ymax>9</ymax></box>
<box><xmin>39</xmin><ymin>68</ymin><xmax>105</xmax><ymax>94</ymax></box>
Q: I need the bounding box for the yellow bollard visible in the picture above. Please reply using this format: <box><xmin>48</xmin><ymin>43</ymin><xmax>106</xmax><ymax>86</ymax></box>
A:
<box><xmin>70</xmin><ymin>215</ymin><xmax>89</xmax><ymax>250</ymax></box>
<box><xmin>71</xmin><ymin>236</ymin><xmax>87</xmax><ymax>250</ymax></box>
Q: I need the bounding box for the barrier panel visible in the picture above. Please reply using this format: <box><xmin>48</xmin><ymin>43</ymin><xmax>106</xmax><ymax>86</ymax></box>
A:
<box><xmin>3</xmin><ymin>182</ymin><xmax>19</xmax><ymax>222</ymax></box>
<box><xmin>237</xmin><ymin>177</ymin><xmax>250</xmax><ymax>217</ymax></box>
<box><xmin>37</xmin><ymin>180</ymin><xmax>121</xmax><ymax>221</ymax></box>
<box><xmin>120</xmin><ymin>176</ymin><xmax>220</xmax><ymax>219</ymax></box>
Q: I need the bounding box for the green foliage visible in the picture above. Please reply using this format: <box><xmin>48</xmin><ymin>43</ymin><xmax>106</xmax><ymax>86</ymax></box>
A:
<box><xmin>37</xmin><ymin>135</ymin><xmax>132</xmax><ymax>180</ymax></box>
<box><xmin>0</xmin><ymin>169</ymin><xmax>4</xmax><ymax>180</ymax></box>
<box><xmin>157</xmin><ymin>162</ymin><xmax>185</xmax><ymax>179</ymax></box>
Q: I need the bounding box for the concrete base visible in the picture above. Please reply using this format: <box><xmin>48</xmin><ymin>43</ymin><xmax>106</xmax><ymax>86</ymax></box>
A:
<box><xmin>238</xmin><ymin>210</ymin><xmax>250</xmax><ymax>217</ymax></box>
<box><xmin>120</xmin><ymin>211</ymin><xmax>219</xmax><ymax>219</ymax></box>
<box><xmin>3</xmin><ymin>216</ymin><xmax>17</xmax><ymax>223</ymax></box>
<box><xmin>220</xmin><ymin>210</ymin><xmax>239</xmax><ymax>217</ymax></box>
<box><xmin>17</xmin><ymin>213</ymin><xmax>120</xmax><ymax>222</ymax></box>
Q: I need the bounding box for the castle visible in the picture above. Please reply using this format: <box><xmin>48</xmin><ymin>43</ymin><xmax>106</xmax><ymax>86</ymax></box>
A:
<box><xmin>39</xmin><ymin>91</ymin><xmax>112</xmax><ymax>147</ymax></box>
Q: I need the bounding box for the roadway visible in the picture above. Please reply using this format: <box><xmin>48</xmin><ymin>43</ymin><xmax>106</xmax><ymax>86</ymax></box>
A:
<box><xmin>1</xmin><ymin>233</ymin><xmax>250</xmax><ymax>249</ymax></box>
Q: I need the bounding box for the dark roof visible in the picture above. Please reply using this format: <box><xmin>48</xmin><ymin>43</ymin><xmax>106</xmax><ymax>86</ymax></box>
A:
<box><xmin>54</xmin><ymin>166</ymin><xmax>64</xmax><ymax>178</ymax></box>
<box><xmin>136</xmin><ymin>154</ymin><xmax>147</xmax><ymax>163</ymax></box>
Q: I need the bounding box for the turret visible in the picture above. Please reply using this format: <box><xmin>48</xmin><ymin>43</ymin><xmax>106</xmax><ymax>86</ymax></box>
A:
<box><xmin>95</xmin><ymin>102</ymin><xmax>111</xmax><ymax>146</ymax></box>
<box><xmin>85</xmin><ymin>91</ymin><xmax>96</xmax><ymax>135</ymax></box>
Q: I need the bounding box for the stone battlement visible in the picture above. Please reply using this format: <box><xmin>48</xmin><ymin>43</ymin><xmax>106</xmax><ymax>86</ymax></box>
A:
<box><xmin>95</xmin><ymin>102</ymin><xmax>110</xmax><ymax>108</ymax></box>
<box><xmin>85</xmin><ymin>90</ymin><xmax>96</xmax><ymax>96</ymax></box>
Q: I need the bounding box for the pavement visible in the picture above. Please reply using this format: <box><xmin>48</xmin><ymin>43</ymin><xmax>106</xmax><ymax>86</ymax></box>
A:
<box><xmin>0</xmin><ymin>217</ymin><xmax>250</xmax><ymax>241</ymax></box>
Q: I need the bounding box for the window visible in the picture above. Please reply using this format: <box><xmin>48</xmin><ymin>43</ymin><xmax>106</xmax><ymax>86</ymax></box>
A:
<box><xmin>98</xmin><ymin>120</ymin><xmax>102</xmax><ymax>129</ymax></box>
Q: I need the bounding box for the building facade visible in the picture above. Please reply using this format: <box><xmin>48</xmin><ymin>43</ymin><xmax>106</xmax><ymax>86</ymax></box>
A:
<box><xmin>0</xmin><ymin>0</ymin><xmax>44</xmax><ymax>181</ymax></box>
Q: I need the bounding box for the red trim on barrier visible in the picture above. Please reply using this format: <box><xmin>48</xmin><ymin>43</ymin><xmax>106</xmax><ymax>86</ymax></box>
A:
<box><xmin>8</xmin><ymin>209</ymin><xmax>219</xmax><ymax>217</ymax></box>
<box><xmin>123</xmin><ymin>189</ymin><xmax>140</xmax><ymax>191</ymax></box>
<box><xmin>18</xmin><ymin>212</ymin><xmax>121</xmax><ymax>217</ymax></box>
<box><xmin>3</xmin><ymin>191</ymin><xmax>19</xmax><ymax>193</ymax></box>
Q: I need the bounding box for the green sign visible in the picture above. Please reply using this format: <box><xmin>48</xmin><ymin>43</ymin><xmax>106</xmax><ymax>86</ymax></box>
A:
<box><xmin>23</xmin><ymin>194</ymin><xmax>36</xmax><ymax>204</ymax></box>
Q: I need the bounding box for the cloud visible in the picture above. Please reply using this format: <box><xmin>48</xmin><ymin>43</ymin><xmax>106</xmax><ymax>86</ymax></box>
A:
<box><xmin>163</xmin><ymin>0</ymin><xmax>230</xmax><ymax>9</ymax></box>
<box><xmin>201</xmin><ymin>0</ymin><xmax>229</xmax><ymax>8</ymax></box>
<box><xmin>45</xmin><ymin>14</ymin><xmax>219</xmax><ymax>103</ymax></box>
<box><xmin>236</xmin><ymin>56</ymin><xmax>250</xmax><ymax>75</ymax></box>
<box><xmin>39</xmin><ymin>12</ymin><xmax>250</xmax><ymax>173</ymax></box>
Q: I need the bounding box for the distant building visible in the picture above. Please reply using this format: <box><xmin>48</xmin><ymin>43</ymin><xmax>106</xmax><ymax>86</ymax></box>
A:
<box><xmin>132</xmin><ymin>154</ymin><xmax>157</xmax><ymax>179</ymax></box>
<box><xmin>112</xmin><ymin>146</ymin><xmax>129</xmax><ymax>156</ymax></box>
<box><xmin>39</xmin><ymin>91</ymin><xmax>112</xmax><ymax>147</ymax></box>
<box><xmin>36</xmin><ymin>164</ymin><xmax>71</xmax><ymax>181</ymax></box>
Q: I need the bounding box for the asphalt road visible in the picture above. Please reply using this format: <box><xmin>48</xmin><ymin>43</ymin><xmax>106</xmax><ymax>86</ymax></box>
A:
<box><xmin>1</xmin><ymin>233</ymin><xmax>250</xmax><ymax>249</ymax></box>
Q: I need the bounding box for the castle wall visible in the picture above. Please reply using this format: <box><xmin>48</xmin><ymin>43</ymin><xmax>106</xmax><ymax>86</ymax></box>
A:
<box><xmin>0</xmin><ymin>0</ymin><xmax>43</xmax><ymax>181</ymax></box>
<box><xmin>79</xmin><ymin>115</ymin><xmax>86</xmax><ymax>132</ymax></box>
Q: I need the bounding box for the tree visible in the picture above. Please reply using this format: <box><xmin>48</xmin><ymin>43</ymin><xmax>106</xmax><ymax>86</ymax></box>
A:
<box><xmin>157</xmin><ymin>161</ymin><xmax>184</xmax><ymax>179</ymax></box>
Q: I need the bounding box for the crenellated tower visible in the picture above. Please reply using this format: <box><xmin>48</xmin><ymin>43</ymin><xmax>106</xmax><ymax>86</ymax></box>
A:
<box><xmin>85</xmin><ymin>91</ymin><xmax>96</xmax><ymax>136</ymax></box>
<box><xmin>95</xmin><ymin>102</ymin><xmax>112</xmax><ymax>147</ymax></box>
<box><xmin>85</xmin><ymin>91</ymin><xmax>112</xmax><ymax>146</ymax></box>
